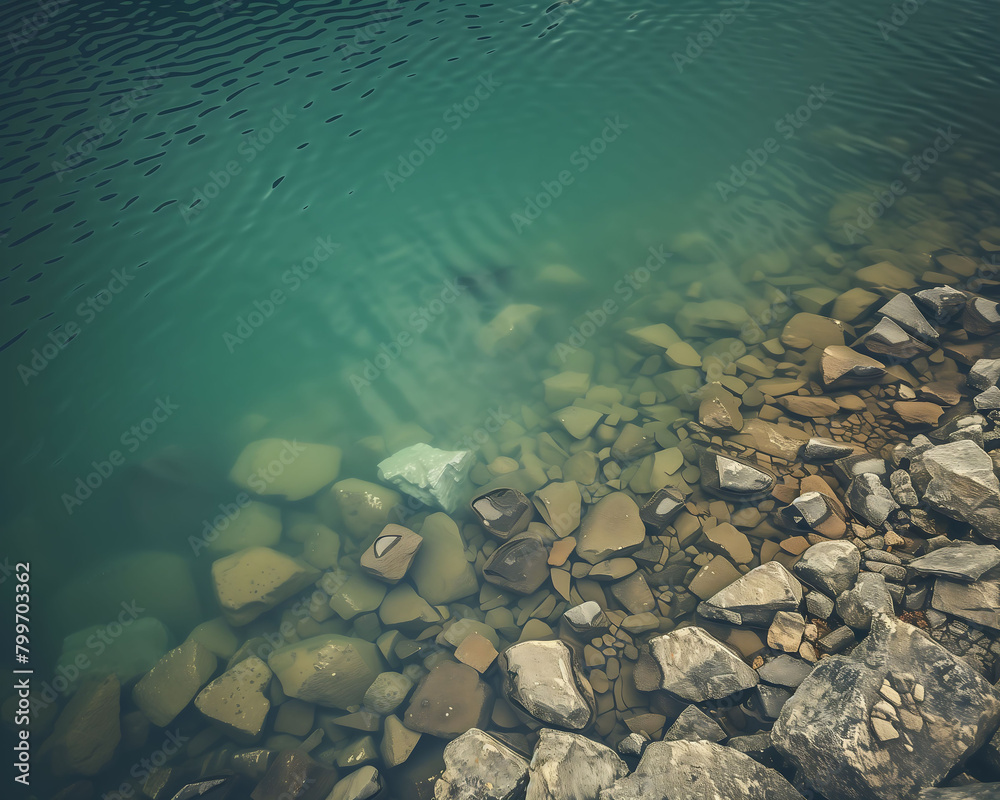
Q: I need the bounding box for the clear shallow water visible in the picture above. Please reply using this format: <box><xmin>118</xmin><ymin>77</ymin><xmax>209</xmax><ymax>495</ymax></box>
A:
<box><xmin>1</xmin><ymin>0</ymin><xmax>999</xmax><ymax>787</ymax></box>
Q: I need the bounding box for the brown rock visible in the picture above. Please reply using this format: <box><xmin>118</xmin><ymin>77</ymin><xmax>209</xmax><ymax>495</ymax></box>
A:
<box><xmin>856</xmin><ymin>261</ymin><xmax>918</xmax><ymax>291</ymax></box>
<box><xmin>360</xmin><ymin>524</ymin><xmax>423</xmax><ymax>584</ymax></box>
<box><xmin>577</xmin><ymin>492</ymin><xmax>645</xmax><ymax>565</ymax></box>
<box><xmin>404</xmin><ymin>662</ymin><xmax>493</xmax><ymax>739</ymax></box>
<box><xmin>892</xmin><ymin>401</ymin><xmax>944</xmax><ymax>426</ymax></box>
<box><xmin>777</xmin><ymin>395</ymin><xmax>841</xmax><ymax>418</ymax></box>
<box><xmin>820</xmin><ymin>346</ymin><xmax>886</xmax><ymax>387</ymax></box>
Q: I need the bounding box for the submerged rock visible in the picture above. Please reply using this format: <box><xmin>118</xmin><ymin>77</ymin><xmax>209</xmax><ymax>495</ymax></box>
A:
<box><xmin>194</xmin><ymin>655</ymin><xmax>271</xmax><ymax>740</ymax></box>
<box><xmin>700</xmin><ymin>452</ymin><xmax>775</xmax><ymax>501</ymax></box>
<box><xmin>411</xmin><ymin>512</ymin><xmax>479</xmax><ymax>605</ymax></box>
<box><xmin>377</xmin><ymin>443</ymin><xmax>475</xmax><ymax>514</ymax></box>
<box><xmin>526</xmin><ymin>729</ymin><xmax>628</xmax><ymax>800</ymax></box>
<box><xmin>229</xmin><ymin>439</ymin><xmax>341</xmax><ymax>501</ymax></box>
<box><xmin>211</xmin><ymin>546</ymin><xmax>320</xmax><ymax>626</ymax></box>
<box><xmin>471</xmin><ymin>487</ymin><xmax>534</xmax><ymax>540</ymax></box>
<box><xmin>500</xmin><ymin>640</ymin><xmax>594</xmax><ymax>730</ymax></box>
<box><xmin>599</xmin><ymin>740</ymin><xmax>803</xmax><ymax>800</ymax></box>
<box><xmin>576</xmin><ymin>492</ymin><xmax>645</xmax><ymax>565</ymax></box>
<box><xmin>40</xmin><ymin>674</ymin><xmax>120</xmax><ymax>777</ymax></box>
<box><xmin>404</xmin><ymin>661</ymin><xmax>493</xmax><ymax>739</ymax></box>
<box><xmin>435</xmin><ymin>728</ymin><xmax>529</xmax><ymax>800</ymax></box>
<box><xmin>773</xmin><ymin>613</ymin><xmax>1000</xmax><ymax>800</ymax></box>
<box><xmin>268</xmin><ymin>634</ymin><xmax>383</xmax><ymax>709</ymax></box>
<box><xmin>699</xmin><ymin>561</ymin><xmax>802</xmax><ymax>626</ymax></box>
<box><xmin>359</xmin><ymin>523</ymin><xmax>423</xmax><ymax>584</ymax></box>
<box><xmin>132</xmin><ymin>639</ymin><xmax>216</xmax><ymax>727</ymax></box>
<box><xmin>483</xmin><ymin>533</ymin><xmax>550</xmax><ymax>594</ymax></box>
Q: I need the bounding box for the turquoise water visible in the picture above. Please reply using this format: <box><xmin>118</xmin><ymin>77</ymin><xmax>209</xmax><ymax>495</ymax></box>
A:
<box><xmin>1</xmin><ymin>0</ymin><xmax>999</xmax><ymax>791</ymax></box>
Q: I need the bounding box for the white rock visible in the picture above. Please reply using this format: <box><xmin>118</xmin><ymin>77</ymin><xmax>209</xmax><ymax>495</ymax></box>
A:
<box><xmin>377</xmin><ymin>443</ymin><xmax>475</xmax><ymax>514</ymax></box>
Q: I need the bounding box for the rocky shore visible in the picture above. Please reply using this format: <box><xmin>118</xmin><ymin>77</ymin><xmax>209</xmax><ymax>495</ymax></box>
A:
<box><xmin>15</xmin><ymin>219</ymin><xmax>1000</xmax><ymax>800</ymax></box>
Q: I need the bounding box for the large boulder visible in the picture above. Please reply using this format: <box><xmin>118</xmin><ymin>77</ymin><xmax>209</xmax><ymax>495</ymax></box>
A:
<box><xmin>773</xmin><ymin>613</ymin><xmax>1000</xmax><ymax>800</ymax></box>
<box><xmin>910</xmin><ymin>440</ymin><xmax>1000</xmax><ymax>539</ymax></box>
<box><xmin>599</xmin><ymin>739</ymin><xmax>803</xmax><ymax>800</ymax></box>
<box><xmin>500</xmin><ymin>640</ymin><xmax>594</xmax><ymax>730</ymax></box>
<box><xmin>434</xmin><ymin>728</ymin><xmax>529</xmax><ymax>800</ymax></box>
<box><xmin>526</xmin><ymin>729</ymin><xmax>628</xmax><ymax>800</ymax></box>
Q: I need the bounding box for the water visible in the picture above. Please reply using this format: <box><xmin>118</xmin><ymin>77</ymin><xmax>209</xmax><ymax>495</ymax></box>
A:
<box><xmin>1</xmin><ymin>0</ymin><xmax>999</xmax><ymax>794</ymax></box>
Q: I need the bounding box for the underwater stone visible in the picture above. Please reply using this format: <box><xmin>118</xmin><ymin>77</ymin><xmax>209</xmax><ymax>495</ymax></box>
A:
<box><xmin>377</xmin><ymin>443</ymin><xmax>475</xmax><ymax>514</ymax></box>
<box><xmin>471</xmin><ymin>487</ymin><xmax>535</xmax><ymax>540</ymax></box>
<box><xmin>268</xmin><ymin>634</ymin><xmax>384</xmax><ymax>709</ymax></box>
<box><xmin>211</xmin><ymin>546</ymin><xmax>320</xmax><ymax>626</ymax></box>
<box><xmin>132</xmin><ymin>639</ymin><xmax>217</xmax><ymax>727</ymax></box>
<box><xmin>229</xmin><ymin>439</ymin><xmax>342</xmax><ymax>501</ymax></box>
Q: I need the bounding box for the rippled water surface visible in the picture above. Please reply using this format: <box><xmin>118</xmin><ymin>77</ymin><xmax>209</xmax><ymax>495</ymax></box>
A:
<box><xmin>2</xmin><ymin>0</ymin><xmax>999</xmax><ymax>793</ymax></box>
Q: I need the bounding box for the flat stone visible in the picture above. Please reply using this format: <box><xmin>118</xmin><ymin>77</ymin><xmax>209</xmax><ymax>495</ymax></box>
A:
<box><xmin>330</xmin><ymin>766</ymin><xmax>382</xmax><ymax>800</ymax></box>
<box><xmin>893</xmin><ymin>401</ymin><xmax>945</xmax><ymax>426</ymax></box>
<box><xmin>688</xmin><ymin>555</ymin><xmax>743</xmax><ymax>601</ymax></box>
<box><xmin>778</xmin><ymin>395</ymin><xmax>841</xmax><ymax>417</ymax></box>
<box><xmin>268</xmin><ymin>634</ymin><xmax>384</xmax><ymax>709</ymax></box>
<box><xmin>768</xmin><ymin>611</ymin><xmax>806</xmax><ymax>653</ymax></box>
<box><xmin>577</xmin><ymin>492</ymin><xmax>645</xmax><ymax>565</ymax></box>
<box><xmin>704</xmin><ymin>522</ymin><xmax>752</xmax><ymax>563</ymax></box>
<box><xmin>500</xmin><ymin>640</ymin><xmax>594</xmax><ymax>729</ymax></box>
<box><xmin>909</xmin><ymin>543</ymin><xmax>1000</xmax><ymax>581</ymax></box>
<box><xmin>773</xmin><ymin>613</ymin><xmax>1000</xmax><ymax>800</ymax></box>
<box><xmin>699</xmin><ymin>386</ymin><xmax>743</xmax><ymax>432</ymax></box>
<box><xmin>379</xmin><ymin>583</ymin><xmax>441</xmax><ymax>630</ymax></box>
<box><xmin>40</xmin><ymin>675</ymin><xmax>120</xmax><ymax>777</ymax></box>
<box><xmin>649</xmin><ymin>626</ymin><xmax>758</xmax><ymax>702</ymax></box>
<box><xmin>483</xmin><ymin>533</ymin><xmax>550</xmax><ymax>595</ymax></box>
<box><xmin>803</xmin><ymin>437</ymin><xmax>856</xmax><ymax>461</ymax></box>
<box><xmin>411</xmin><ymin>513</ymin><xmax>479</xmax><ymax>605</ymax></box>
<box><xmin>405</xmin><ymin>661</ymin><xmax>493</xmax><ymax>739</ymax></box>
<box><xmin>212</xmin><ymin>547</ymin><xmax>320</xmax><ymax>626</ymax></box>
<box><xmin>435</xmin><ymin>728</ymin><xmax>530</xmax><ymax>800</ymax></box>
<box><xmin>194</xmin><ymin>655</ymin><xmax>271</xmax><ymax>740</ymax></box>
<box><xmin>915</xmin><ymin>285</ymin><xmax>968</xmax><ymax>323</ymax></box>
<box><xmin>700</xmin><ymin>561</ymin><xmax>802</xmax><ymax>626</ymax></box>
<box><xmin>700</xmin><ymin>452</ymin><xmax>776</xmax><ymax>501</ymax></box>
<box><xmin>931</xmin><ymin>577</ymin><xmax>1000</xmax><ymax>630</ymax></box>
<box><xmin>639</xmin><ymin>486</ymin><xmax>686</xmax><ymax>529</ymax></box>
<box><xmin>230</xmin><ymin>439</ymin><xmax>341</xmax><ymax>501</ymax></box>
<box><xmin>563</xmin><ymin>601</ymin><xmax>610</xmax><ymax>633</ymax></box>
<box><xmin>556</xmin><ymin>406</ymin><xmax>604</xmax><ymax>439</ymax></box>
<box><xmin>962</xmin><ymin>297</ymin><xmax>1000</xmax><ymax>336</ymax></box>
<box><xmin>319</xmin><ymin>478</ymin><xmax>403</xmax><ymax>544</ymax></box>
<box><xmin>600</xmin><ymin>739</ymin><xmax>802</xmax><ymax>800</ymax></box>
<box><xmin>911</xmin><ymin>440</ymin><xmax>1000</xmax><ymax>540</ymax></box>
<box><xmin>532</xmin><ymin>481</ymin><xmax>582</xmax><ymax>537</ymax></box>
<box><xmin>821</xmin><ymin>345</ymin><xmax>886</xmax><ymax>387</ymax></box>
<box><xmin>758</xmin><ymin>654</ymin><xmax>814</xmax><ymax>688</ymax></box>
<box><xmin>625</xmin><ymin>323</ymin><xmax>681</xmax><ymax>352</ymax></box>
<box><xmin>455</xmin><ymin>632</ymin><xmax>499</xmax><ymax>673</ymax></box>
<box><xmin>251</xmin><ymin>751</ymin><xmax>339</xmax><ymax>800</ymax></box>
<box><xmin>860</xmin><ymin>318</ymin><xmax>933</xmax><ymax>361</ymax></box>
<box><xmin>968</xmin><ymin>358</ymin><xmax>1000</xmax><ymax>391</ymax></box>
<box><xmin>663</xmin><ymin>705</ymin><xmax>725</xmax><ymax>743</ymax></box>
<box><xmin>793</xmin><ymin>540</ymin><xmax>861</xmax><ymax>597</ymax></box>
<box><xmin>543</xmin><ymin>370</ymin><xmax>590</xmax><ymax>408</ymax></box>
<box><xmin>526</xmin><ymin>729</ymin><xmax>628</xmax><ymax>800</ymax></box>
<box><xmin>378</xmin><ymin>443</ymin><xmax>475</xmax><ymax>514</ymax></box>
<box><xmin>360</xmin><ymin>524</ymin><xmax>423</xmax><ymax>584</ymax></box>
<box><xmin>328</xmin><ymin>571</ymin><xmax>388</xmax><ymax>620</ymax></box>
<box><xmin>878</xmin><ymin>293</ymin><xmax>939</xmax><ymax>340</ymax></box>
<box><xmin>132</xmin><ymin>640</ymin><xmax>216</xmax><ymax>727</ymax></box>
<box><xmin>856</xmin><ymin>261</ymin><xmax>918</xmax><ymax>291</ymax></box>
<box><xmin>472</xmin><ymin>488</ymin><xmax>534</xmax><ymax>541</ymax></box>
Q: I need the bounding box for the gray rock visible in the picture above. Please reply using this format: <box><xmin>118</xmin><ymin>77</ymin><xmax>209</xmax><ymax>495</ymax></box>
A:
<box><xmin>914</xmin><ymin>286</ymin><xmax>967</xmax><ymax>323</ymax></box>
<box><xmin>599</xmin><ymin>740</ymin><xmax>803</xmax><ymax>800</ymax></box>
<box><xmin>434</xmin><ymin>728</ymin><xmax>529</xmax><ymax>800</ymax></box>
<box><xmin>773</xmin><ymin>612</ymin><xmax>1000</xmax><ymax>800</ymax></box>
<box><xmin>889</xmin><ymin>470</ymin><xmax>919</xmax><ymax>507</ymax></box>
<box><xmin>700</xmin><ymin>561</ymin><xmax>802</xmax><ymax>626</ymax></box>
<box><xmin>562</xmin><ymin>601</ymin><xmax>609</xmax><ymax>633</ymax></box>
<box><xmin>878</xmin><ymin>293</ymin><xmax>939</xmax><ymax>341</ymax></box>
<box><xmin>793</xmin><ymin>540</ymin><xmax>861</xmax><ymax>598</ymax></box>
<box><xmin>482</xmin><ymin>533</ymin><xmax>550</xmax><ymax>595</ymax></box>
<box><xmin>363</xmin><ymin>671</ymin><xmax>413</xmax><ymax>714</ymax></box>
<box><xmin>931</xmin><ymin>577</ymin><xmax>1000</xmax><ymax>631</ymax></box>
<box><xmin>847</xmin><ymin>473</ymin><xmax>900</xmax><ymax>527</ymax></box>
<box><xmin>860</xmin><ymin>317</ymin><xmax>932</xmax><ymax>361</ymax></box>
<box><xmin>404</xmin><ymin>661</ymin><xmax>494</xmax><ymax>739</ymax></box>
<box><xmin>910</xmin><ymin>440</ymin><xmax>1000</xmax><ymax>540</ymax></box>
<box><xmin>757</xmin><ymin>654</ymin><xmax>814</xmax><ymax>689</ymax></box>
<box><xmin>617</xmin><ymin>732</ymin><xmax>647</xmax><ymax>758</ymax></box>
<box><xmin>968</xmin><ymin>359</ymin><xmax>1000</xmax><ymax>392</ymax></box>
<box><xmin>805</xmin><ymin>591</ymin><xmax>835</xmax><ymax>619</ymax></box>
<box><xmin>832</xmin><ymin>453</ymin><xmax>887</xmax><ymax>485</ymax></box>
<box><xmin>909</xmin><ymin>543</ymin><xmax>1000</xmax><ymax>581</ymax></box>
<box><xmin>702</xmin><ymin>453</ymin><xmax>776</xmax><ymax>501</ymax></box>
<box><xmin>330</xmin><ymin>766</ymin><xmax>382</xmax><ymax>800</ymax></box>
<box><xmin>377</xmin><ymin>443</ymin><xmax>475</xmax><ymax>514</ymax></box>
<box><xmin>975</xmin><ymin>386</ymin><xmax>1000</xmax><ymax>411</ymax></box>
<box><xmin>650</xmin><ymin>626</ymin><xmax>758</xmax><ymax>701</ymax></box>
<box><xmin>526</xmin><ymin>729</ymin><xmax>628</xmax><ymax>800</ymax></box>
<box><xmin>836</xmin><ymin>572</ymin><xmax>894</xmax><ymax>631</ymax></box>
<box><xmin>820</xmin><ymin>626</ymin><xmax>856</xmax><ymax>654</ymax></box>
<box><xmin>663</xmin><ymin>705</ymin><xmax>726</xmax><ymax>743</ymax></box>
<box><xmin>803</xmin><ymin>437</ymin><xmax>856</xmax><ymax>462</ymax></box>
<box><xmin>919</xmin><ymin>786</ymin><xmax>1000</xmax><ymax>799</ymax></box>
<box><xmin>500</xmin><ymin>640</ymin><xmax>594</xmax><ymax>730</ymax></box>
<box><xmin>752</xmin><ymin>683</ymin><xmax>793</xmax><ymax>720</ymax></box>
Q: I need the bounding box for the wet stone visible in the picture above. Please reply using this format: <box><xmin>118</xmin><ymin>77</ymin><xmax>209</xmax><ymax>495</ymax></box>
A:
<box><xmin>962</xmin><ymin>297</ymin><xmax>1000</xmax><ymax>336</ymax></box>
<box><xmin>846</xmin><ymin>473</ymin><xmax>899</xmax><ymax>527</ymax></box>
<box><xmin>878</xmin><ymin>293</ymin><xmax>939</xmax><ymax>341</ymax></box>
<box><xmin>378</xmin><ymin>443</ymin><xmax>475</xmax><ymax>514</ymax></box>
<box><xmin>40</xmin><ymin>674</ymin><xmax>120</xmax><ymax>777</ymax></box>
<box><xmin>974</xmin><ymin>386</ymin><xmax>1000</xmax><ymax>410</ymax></box>
<box><xmin>577</xmin><ymin>492</ymin><xmax>645</xmax><ymax>565</ymax></box>
<box><xmin>793</xmin><ymin>540</ymin><xmax>861</xmax><ymax>598</ymax></box>
<box><xmin>194</xmin><ymin>655</ymin><xmax>271</xmax><ymax>741</ymax></box>
<box><xmin>471</xmin><ymin>488</ymin><xmax>534</xmax><ymax>541</ymax></box>
<box><xmin>663</xmin><ymin>705</ymin><xmax>725</xmax><ymax>743</ymax></box>
<box><xmin>650</xmin><ymin>626</ymin><xmax>758</xmax><ymax>702</ymax></box>
<box><xmin>858</xmin><ymin>318</ymin><xmax>930</xmax><ymax>362</ymax></box>
<box><xmin>699</xmin><ymin>561</ymin><xmax>802</xmax><ymax>627</ymax></box>
<box><xmin>455</xmin><ymin>632</ymin><xmax>499</xmax><ymax>673</ymax></box>
<box><xmin>329</xmin><ymin>766</ymin><xmax>382</xmax><ymax>800</ymax></box>
<box><xmin>501</xmin><ymin>639</ymin><xmax>594</xmax><ymax>729</ymax></box>
<box><xmin>411</xmin><ymin>512</ymin><xmax>480</xmax><ymax>605</ymax></box>
<box><xmin>526</xmin><ymin>729</ymin><xmax>628</xmax><ymax>800</ymax></box>
<box><xmin>910</xmin><ymin>543</ymin><xmax>1000</xmax><ymax>581</ymax></box>
<box><xmin>610</xmin><ymin>571</ymin><xmax>655</xmax><ymax>614</ymax></box>
<box><xmin>483</xmin><ymin>533</ymin><xmax>550</xmax><ymax>595</ymax></box>
<box><xmin>968</xmin><ymin>358</ymin><xmax>1000</xmax><ymax>391</ymax></box>
<box><xmin>563</xmin><ymin>600</ymin><xmax>610</xmax><ymax>634</ymax></box>
<box><xmin>132</xmin><ymin>639</ymin><xmax>217</xmax><ymax>727</ymax></box>
<box><xmin>268</xmin><ymin>634</ymin><xmax>384</xmax><ymax>709</ymax></box>
<box><xmin>380</xmin><ymin>714</ymin><xmax>421</xmax><ymax>767</ymax></box>
<box><xmin>211</xmin><ymin>546</ymin><xmax>320</xmax><ymax>627</ymax></box>
<box><xmin>404</xmin><ymin>661</ymin><xmax>494</xmax><ymax>739</ymax></box>
<box><xmin>803</xmin><ymin>437</ymin><xmax>856</xmax><ymax>462</ymax></box>
<box><xmin>230</xmin><ymin>439</ymin><xmax>342</xmax><ymax>502</ymax></box>
<box><xmin>911</xmin><ymin>440</ymin><xmax>1000</xmax><ymax>540</ymax></box>
<box><xmin>363</xmin><ymin>671</ymin><xmax>413</xmax><ymax>714</ymax></box>
<box><xmin>821</xmin><ymin>345</ymin><xmax>886</xmax><ymax>387</ymax></box>
<box><xmin>435</xmin><ymin>728</ymin><xmax>530</xmax><ymax>800</ymax></box>
<box><xmin>701</xmin><ymin>452</ymin><xmax>775</xmax><ymax>501</ymax></box>
<box><xmin>251</xmin><ymin>751</ymin><xmax>338</xmax><ymax>800</ymax></box>
<box><xmin>915</xmin><ymin>286</ymin><xmax>968</xmax><ymax>323</ymax></box>
<box><xmin>639</xmin><ymin>486</ymin><xmax>686</xmax><ymax>529</ymax></box>
<box><xmin>360</xmin><ymin>524</ymin><xmax>423</xmax><ymax>584</ymax></box>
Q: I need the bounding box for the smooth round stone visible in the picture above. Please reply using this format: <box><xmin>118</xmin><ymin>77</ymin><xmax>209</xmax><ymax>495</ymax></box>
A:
<box><xmin>363</xmin><ymin>672</ymin><xmax>414</xmax><ymax>715</ymax></box>
<box><xmin>229</xmin><ymin>439</ymin><xmax>341</xmax><ymax>501</ymax></box>
<box><xmin>482</xmin><ymin>534</ymin><xmax>550</xmax><ymax>595</ymax></box>
<box><xmin>577</xmin><ymin>493</ymin><xmax>645</xmax><ymax>565</ymax></box>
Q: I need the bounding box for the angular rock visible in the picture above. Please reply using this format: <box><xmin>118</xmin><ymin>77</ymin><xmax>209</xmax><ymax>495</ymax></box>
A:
<box><xmin>230</xmin><ymin>439</ymin><xmax>341</xmax><ymax>501</ymax></box>
<box><xmin>205</xmin><ymin>500</ymin><xmax>282</xmax><ymax>554</ymax></box>
<box><xmin>847</xmin><ymin>473</ymin><xmax>899</xmax><ymax>527</ymax></box>
<box><xmin>251</xmin><ymin>751</ymin><xmax>338</xmax><ymax>800</ymax></box>
<box><xmin>915</xmin><ymin>286</ymin><xmax>967</xmax><ymax>323</ymax></box>
<box><xmin>483</xmin><ymin>533</ymin><xmax>550</xmax><ymax>595</ymax></box>
<box><xmin>435</xmin><ymin>728</ymin><xmax>529</xmax><ymax>800</ymax></box>
<box><xmin>329</xmin><ymin>766</ymin><xmax>382</xmax><ymax>800</ymax></box>
<box><xmin>471</xmin><ymin>488</ymin><xmax>534</xmax><ymax>540</ymax></box>
<box><xmin>132</xmin><ymin>639</ymin><xmax>216</xmax><ymax>727</ymax></box>
<box><xmin>662</xmin><ymin>705</ymin><xmax>725</xmax><ymax>743</ymax></box>
<box><xmin>639</xmin><ymin>486</ymin><xmax>686</xmax><ymax>529</ymax></box>
<box><xmin>268</xmin><ymin>635</ymin><xmax>383</xmax><ymax>709</ymax></box>
<box><xmin>532</xmin><ymin>481</ymin><xmax>582</xmax><ymax>537</ymax></box>
<box><xmin>359</xmin><ymin>523</ymin><xmax>423</xmax><ymax>584</ymax></box>
<box><xmin>363</xmin><ymin>671</ymin><xmax>413</xmax><ymax>714</ymax></box>
<box><xmin>859</xmin><ymin>318</ymin><xmax>933</xmax><ymax>361</ymax></box>
<box><xmin>909</xmin><ymin>543</ymin><xmax>1000</xmax><ymax>581</ymax></box>
<box><xmin>878</xmin><ymin>293</ymin><xmax>939</xmax><ymax>341</ymax></box>
<box><xmin>821</xmin><ymin>345</ymin><xmax>886</xmax><ymax>387</ymax></box>
<box><xmin>527</xmin><ymin>729</ymin><xmax>628</xmax><ymax>800</ymax></box>
<box><xmin>576</xmin><ymin>492</ymin><xmax>645</xmax><ymax>565</ymax></box>
<box><xmin>781</xmin><ymin>491</ymin><xmax>847</xmax><ymax>538</ymax></box>
<box><xmin>318</xmin><ymin>479</ymin><xmax>402</xmax><ymax>543</ymax></box>
<box><xmin>563</xmin><ymin>601</ymin><xmax>610</xmax><ymax>634</ymax></box>
<box><xmin>411</xmin><ymin>513</ymin><xmax>479</xmax><ymax>605</ymax></box>
<box><xmin>773</xmin><ymin>613</ymin><xmax>1000</xmax><ymax>800</ymax></box>
<box><xmin>758</xmin><ymin>654</ymin><xmax>814</xmax><ymax>689</ymax></box>
<box><xmin>931</xmin><ymin>577</ymin><xmax>1000</xmax><ymax>631</ymax></box>
<box><xmin>378</xmin><ymin>443</ymin><xmax>475</xmax><ymax>514</ymax></box>
<box><xmin>701</xmin><ymin>452</ymin><xmax>775</xmax><ymax>502</ymax></box>
<box><xmin>40</xmin><ymin>675</ymin><xmax>120</xmax><ymax>777</ymax></box>
<box><xmin>500</xmin><ymin>640</ymin><xmax>594</xmax><ymax>729</ymax></box>
<box><xmin>700</xmin><ymin>561</ymin><xmax>802</xmax><ymax>626</ymax></box>
<box><xmin>599</xmin><ymin>740</ymin><xmax>802</xmax><ymax>800</ymax></box>
<box><xmin>211</xmin><ymin>546</ymin><xmax>320</xmax><ymax>626</ymax></box>
<box><xmin>793</xmin><ymin>540</ymin><xmax>861</xmax><ymax>597</ymax></box>
<box><xmin>911</xmin><ymin>440</ymin><xmax>1000</xmax><ymax>540</ymax></box>
<box><xmin>327</xmin><ymin>571</ymin><xmax>387</xmax><ymax>620</ymax></box>
<box><xmin>968</xmin><ymin>358</ymin><xmax>1000</xmax><ymax>391</ymax></box>
<box><xmin>649</xmin><ymin>626</ymin><xmax>758</xmax><ymax>702</ymax></box>
<box><xmin>962</xmin><ymin>297</ymin><xmax>1000</xmax><ymax>336</ymax></box>
<box><xmin>194</xmin><ymin>655</ymin><xmax>271</xmax><ymax>740</ymax></box>
<box><xmin>381</xmin><ymin>714</ymin><xmax>421</xmax><ymax>767</ymax></box>
<box><xmin>404</xmin><ymin>661</ymin><xmax>493</xmax><ymax>739</ymax></box>
<box><xmin>836</xmin><ymin>572</ymin><xmax>893</xmax><ymax>631</ymax></box>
